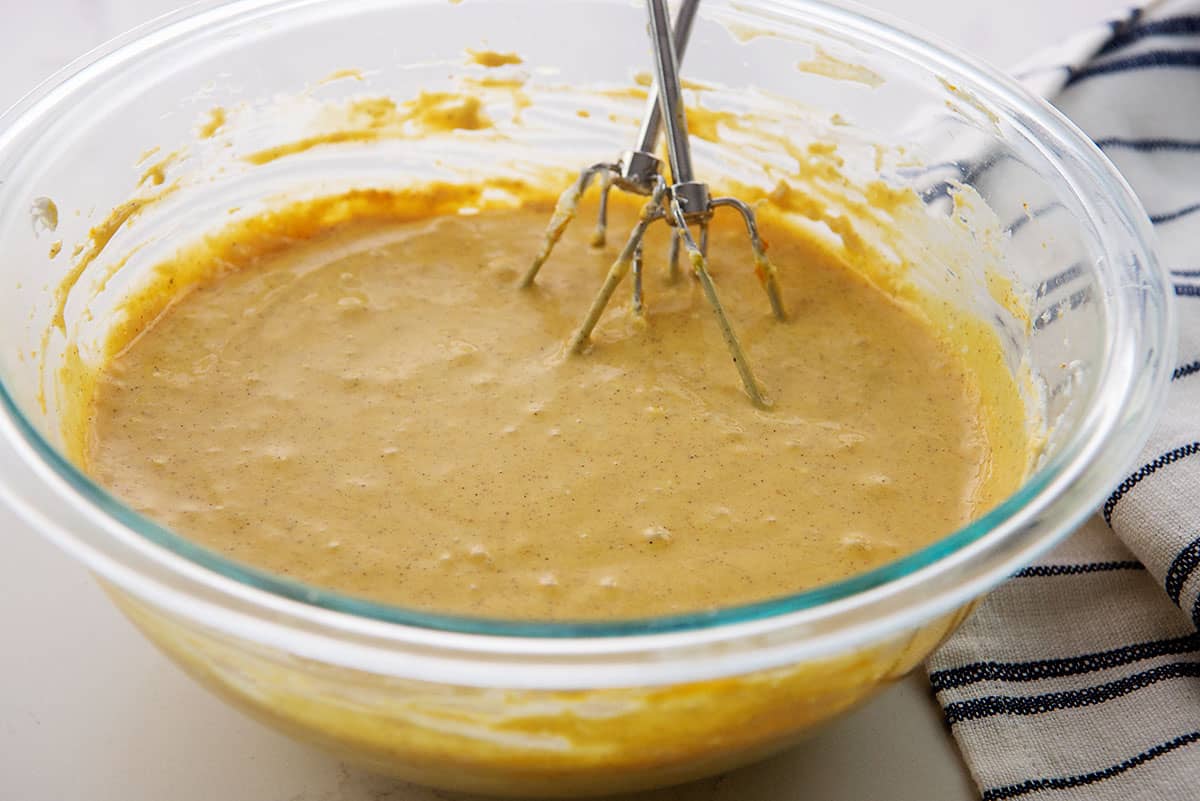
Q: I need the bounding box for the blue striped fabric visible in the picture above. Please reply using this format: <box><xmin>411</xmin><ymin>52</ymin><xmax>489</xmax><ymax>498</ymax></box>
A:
<box><xmin>1103</xmin><ymin>443</ymin><xmax>1200</xmax><ymax>525</ymax></box>
<box><xmin>1064</xmin><ymin>49</ymin><xmax>1200</xmax><ymax>87</ymax></box>
<box><xmin>942</xmin><ymin>662</ymin><xmax>1200</xmax><ymax>725</ymax></box>
<box><xmin>1096</xmin><ymin>14</ymin><xmax>1200</xmax><ymax>56</ymax></box>
<box><xmin>1151</xmin><ymin>202</ymin><xmax>1200</xmax><ymax>224</ymax></box>
<box><xmin>1096</xmin><ymin>137</ymin><xmax>1200</xmax><ymax>151</ymax></box>
<box><xmin>980</xmin><ymin>733</ymin><xmax>1200</xmax><ymax>801</ymax></box>
<box><xmin>927</xmin><ymin>2</ymin><xmax>1200</xmax><ymax>798</ymax></box>
<box><xmin>1010</xmin><ymin>561</ymin><xmax>1146</xmax><ymax>579</ymax></box>
<box><xmin>930</xmin><ymin>632</ymin><xmax>1200</xmax><ymax>691</ymax></box>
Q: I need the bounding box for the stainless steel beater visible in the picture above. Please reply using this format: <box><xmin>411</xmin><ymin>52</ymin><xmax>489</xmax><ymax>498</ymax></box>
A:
<box><xmin>522</xmin><ymin>0</ymin><xmax>786</xmax><ymax>407</ymax></box>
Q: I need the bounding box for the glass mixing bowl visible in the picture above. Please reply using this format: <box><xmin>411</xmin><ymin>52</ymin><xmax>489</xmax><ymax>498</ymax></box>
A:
<box><xmin>0</xmin><ymin>0</ymin><xmax>1174</xmax><ymax>796</ymax></box>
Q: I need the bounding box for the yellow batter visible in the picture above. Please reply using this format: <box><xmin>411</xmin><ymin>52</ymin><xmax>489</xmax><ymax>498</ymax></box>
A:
<box><xmin>77</xmin><ymin>189</ymin><xmax>1026</xmax><ymax>620</ymax></box>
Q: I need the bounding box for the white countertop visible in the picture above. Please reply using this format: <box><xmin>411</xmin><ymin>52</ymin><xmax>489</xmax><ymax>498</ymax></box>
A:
<box><xmin>0</xmin><ymin>1</ymin><xmax>1117</xmax><ymax>799</ymax></box>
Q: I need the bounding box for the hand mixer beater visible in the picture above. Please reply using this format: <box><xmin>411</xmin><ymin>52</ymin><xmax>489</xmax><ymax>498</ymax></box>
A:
<box><xmin>520</xmin><ymin>0</ymin><xmax>787</xmax><ymax>407</ymax></box>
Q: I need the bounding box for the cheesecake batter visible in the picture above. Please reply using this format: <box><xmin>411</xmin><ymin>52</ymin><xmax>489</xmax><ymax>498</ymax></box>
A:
<box><xmin>79</xmin><ymin>190</ymin><xmax>1026</xmax><ymax>620</ymax></box>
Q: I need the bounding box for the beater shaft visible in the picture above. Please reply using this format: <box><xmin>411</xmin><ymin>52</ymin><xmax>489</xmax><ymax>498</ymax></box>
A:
<box><xmin>632</xmin><ymin>0</ymin><xmax>700</xmax><ymax>159</ymax></box>
<box><xmin>646</xmin><ymin>0</ymin><xmax>696</xmax><ymax>186</ymax></box>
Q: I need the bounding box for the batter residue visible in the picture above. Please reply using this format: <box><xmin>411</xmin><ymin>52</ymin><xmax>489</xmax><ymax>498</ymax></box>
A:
<box><xmin>78</xmin><ymin>192</ymin><xmax>1026</xmax><ymax>620</ymax></box>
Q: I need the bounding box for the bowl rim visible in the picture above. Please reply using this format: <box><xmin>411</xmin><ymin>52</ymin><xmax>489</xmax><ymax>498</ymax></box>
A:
<box><xmin>0</xmin><ymin>0</ymin><xmax>1176</xmax><ymax>686</ymax></box>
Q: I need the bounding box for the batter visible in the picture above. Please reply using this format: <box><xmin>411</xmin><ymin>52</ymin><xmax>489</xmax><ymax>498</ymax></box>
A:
<box><xmin>78</xmin><ymin>190</ymin><xmax>1026</xmax><ymax>620</ymax></box>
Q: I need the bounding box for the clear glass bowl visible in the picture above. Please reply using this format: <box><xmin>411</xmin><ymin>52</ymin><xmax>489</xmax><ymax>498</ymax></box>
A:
<box><xmin>0</xmin><ymin>0</ymin><xmax>1174</xmax><ymax>796</ymax></box>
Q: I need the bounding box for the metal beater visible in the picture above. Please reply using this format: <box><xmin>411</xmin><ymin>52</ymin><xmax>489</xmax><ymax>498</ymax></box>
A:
<box><xmin>521</xmin><ymin>0</ymin><xmax>785</xmax><ymax>407</ymax></box>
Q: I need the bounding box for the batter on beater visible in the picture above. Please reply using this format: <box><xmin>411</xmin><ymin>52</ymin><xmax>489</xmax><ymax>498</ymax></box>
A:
<box><xmin>75</xmin><ymin>187</ymin><xmax>1028</xmax><ymax>620</ymax></box>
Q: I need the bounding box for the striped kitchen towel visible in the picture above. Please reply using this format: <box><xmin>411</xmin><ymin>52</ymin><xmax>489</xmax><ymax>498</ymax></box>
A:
<box><xmin>927</xmin><ymin>3</ymin><xmax>1200</xmax><ymax>799</ymax></box>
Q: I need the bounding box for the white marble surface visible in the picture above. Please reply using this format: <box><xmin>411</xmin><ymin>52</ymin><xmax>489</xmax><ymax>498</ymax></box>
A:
<box><xmin>0</xmin><ymin>1</ymin><xmax>1119</xmax><ymax>800</ymax></box>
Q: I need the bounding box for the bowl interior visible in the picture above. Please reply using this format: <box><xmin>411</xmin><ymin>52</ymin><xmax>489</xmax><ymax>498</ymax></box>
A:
<box><xmin>0</xmin><ymin>0</ymin><xmax>1168</xmax><ymax>639</ymax></box>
